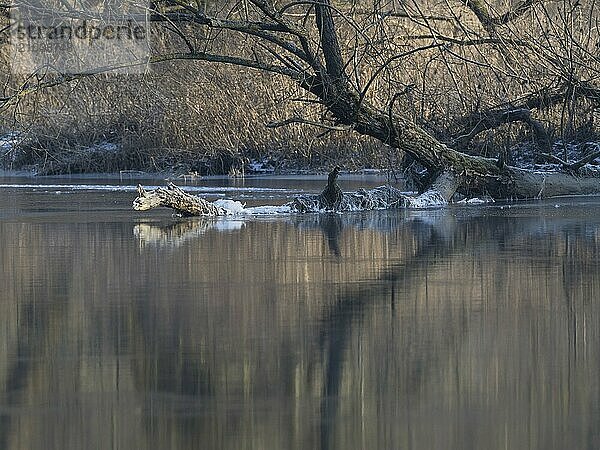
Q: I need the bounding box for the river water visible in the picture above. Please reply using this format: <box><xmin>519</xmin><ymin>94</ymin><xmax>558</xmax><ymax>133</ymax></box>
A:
<box><xmin>1</xmin><ymin>174</ymin><xmax>599</xmax><ymax>450</ymax></box>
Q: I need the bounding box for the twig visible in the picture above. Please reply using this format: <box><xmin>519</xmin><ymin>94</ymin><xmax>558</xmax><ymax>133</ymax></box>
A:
<box><xmin>538</xmin><ymin>152</ymin><xmax>569</xmax><ymax>166</ymax></box>
<box><xmin>539</xmin><ymin>147</ymin><xmax>600</xmax><ymax>171</ymax></box>
<box><xmin>569</xmin><ymin>149</ymin><xmax>600</xmax><ymax>170</ymax></box>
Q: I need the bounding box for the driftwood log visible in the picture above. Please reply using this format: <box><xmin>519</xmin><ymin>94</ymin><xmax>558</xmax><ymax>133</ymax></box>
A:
<box><xmin>132</xmin><ymin>170</ymin><xmax>462</xmax><ymax>216</ymax></box>
<box><xmin>133</xmin><ymin>183</ymin><xmax>226</xmax><ymax>216</ymax></box>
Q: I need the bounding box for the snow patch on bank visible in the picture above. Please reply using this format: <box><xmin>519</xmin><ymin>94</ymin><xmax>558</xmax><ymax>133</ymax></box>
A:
<box><xmin>86</xmin><ymin>141</ymin><xmax>119</xmax><ymax>154</ymax></box>
<box><xmin>247</xmin><ymin>158</ymin><xmax>275</xmax><ymax>174</ymax></box>
<box><xmin>512</xmin><ymin>141</ymin><xmax>600</xmax><ymax>172</ymax></box>
<box><xmin>0</xmin><ymin>132</ymin><xmax>24</xmax><ymax>165</ymax></box>
<box><xmin>0</xmin><ymin>132</ymin><xmax>19</xmax><ymax>151</ymax></box>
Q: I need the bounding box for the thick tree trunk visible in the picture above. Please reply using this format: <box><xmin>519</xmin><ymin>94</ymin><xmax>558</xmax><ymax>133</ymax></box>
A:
<box><xmin>315</xmin><ymin>87</ymin><xmax>600</xmax><ymax>200</ymax></box>
<box><xmin>489</xmin><ymin>169</ymin><xmax>600</xmax><ymax>198</ymax></box>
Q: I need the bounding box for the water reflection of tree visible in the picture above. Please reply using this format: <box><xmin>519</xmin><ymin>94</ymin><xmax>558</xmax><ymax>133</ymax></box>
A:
<box><xmin>128</xmin><ymin>211</ymin><xmax>600</xmax><ymax>449</ymax></box>
<box><xmin>1</xmin><ymin>210</ymin><xmax>600</xmax><ymax>449</ymax></box>
<box><xmin>311</xmin><ymin>215</ymin><xmax>593</xmax><ymax>449</ymax></box>
<box><xmin>317</xmin><ymin>222</ymin><xmax>456</xmax><ymax>450</ymax></box>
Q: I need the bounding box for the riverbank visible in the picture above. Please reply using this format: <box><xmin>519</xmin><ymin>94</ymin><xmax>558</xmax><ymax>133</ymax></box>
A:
<box><xmin>0</xmin><ymin>131</ymin><xmax>400</xmax><ymax>177</ymax></box>
<box><xmin>3</xmin><ymin>133</ymin><xmax>599</xmax><ymax>179</ymax></box>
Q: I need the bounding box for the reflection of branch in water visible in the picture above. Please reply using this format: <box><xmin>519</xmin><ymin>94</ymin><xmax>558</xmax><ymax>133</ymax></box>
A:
<box><xmin>121</xmin><ymin>207</ymin><xmax>600</xmax><ymax>448</ymax></box>
<box><xmin>133</xmin><ymin>206</ymin><xmax>600</xmax><ymax>449</ymax></box>
<box><xmin>134</xmin><ymin>219</ymin><xmax>246</xmax><ymax>247</ymax></box>
<box><xmin>317</xmin><ymin>223</ymin><xmax>453</xmax><ymax>450</ymax></box>
<box><xmin>314</xmin><ymin>211</ymin><xmax>600</xmax><ymax>449</ymax></box>
<box><xmin>134</xmin><ymin>207</ymin><xmax>459</xmax><ymax>255</ymax></box>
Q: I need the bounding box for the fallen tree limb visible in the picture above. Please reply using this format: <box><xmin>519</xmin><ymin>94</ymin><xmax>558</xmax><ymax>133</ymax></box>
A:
<box><xmin>538</xmin><ymin>147</ymin><xmax>600</xmax><ymax>172</ymax></box>
<box><xmin>450</xmin><ymin>81</ymin><xmax>600</xmax><ymax>154</ymax></box>
<box><xmin>132</xmin><ymin>170</ymin><xmax>461</xmax><ymax>216</ymax></box>
<box><xmin>452</xmin><ymin>82</ymin><xmax>600</xmax><ymax>151</ymax></box>
<box><xmin>570</xmin><ymin>149</ymin><xmax>600</xmax><ymax>170</ymax></box>
<box><xmin>133</xmin><ymin>183</ymin><xmax>226</xmax><ymax>216</ymax></box>
<box><xmin>508</xmin><ymin>82</ymin><xmax>600</xmax><ymax>112</ymax></box>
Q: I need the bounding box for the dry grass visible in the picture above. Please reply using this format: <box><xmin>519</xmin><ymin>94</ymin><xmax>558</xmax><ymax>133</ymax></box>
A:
<box><xmin>1</xmin><ymin>0</ymin><xmax>599</xmax><ymax>173</ymax></box>
<box><xmin>1</xmin><ymin>61</ymin><xmax>390</xmax><ymax>173</ymax></box>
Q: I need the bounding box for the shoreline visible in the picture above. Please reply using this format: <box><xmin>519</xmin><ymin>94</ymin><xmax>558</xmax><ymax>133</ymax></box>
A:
<box><xmin>0</xmin><ymin>167</ymin><xmax>393</xmax><ymax>180</ymax></box>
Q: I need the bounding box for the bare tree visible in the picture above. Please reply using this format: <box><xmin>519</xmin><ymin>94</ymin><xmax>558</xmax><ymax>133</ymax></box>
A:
<box><xmin>2</xmin><ymin>0</ymin><xmax>600</xmax><ymax>204</ymax></box>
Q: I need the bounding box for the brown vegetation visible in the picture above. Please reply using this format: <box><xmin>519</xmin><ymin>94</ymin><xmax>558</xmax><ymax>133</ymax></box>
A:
<box><xmin>0</xmin><ymin>0</ymin><xmax>599</xmax><ymax>178</ymax></box>
<box><xmin>0</xmin><ymin>64</ymin><xmax>388</xmax><ymax>173</ymax></box>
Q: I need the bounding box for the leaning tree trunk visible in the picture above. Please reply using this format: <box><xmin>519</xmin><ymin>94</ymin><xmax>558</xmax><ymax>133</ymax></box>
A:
<box><xmin>352</xmin><ymin>100</ymin><xmax>600</xmax><ymax>198</ymax></box>
<box><xmin>301</xmin><ymin>0</ymin><xmax>600</xmax><ymax>201</ymax></box>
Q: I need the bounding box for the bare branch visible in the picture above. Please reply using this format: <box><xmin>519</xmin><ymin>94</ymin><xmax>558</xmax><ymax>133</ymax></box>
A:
<box><xmin>570</xmin><ymin>149</ymin><xmax>600</xmax><ymax>170</ymax></box>
<box><xmin>539</xmin><ymin>146</ymin><xmax>600</xmax><ymax>171</ymax></box>
<box><xmin>266</xmin><ymin>116</ymin><xmax>351</xmax><ymax>131</ymax></box>
<box><xmin>150</xmin><ymin>11</ymin><xmax>288</xmax><ymax>33</ymax></box>
<box><xmin>404</xmin><ymin>34</ymin><xmax>528</xmax><ymax>47</ymax></box>
<box><xmin>151</xmin><ymin>52</ymin><xmax>300</xmax><ymax>76</ymax></box>
<box><xmin>248</xmin><ymin>0</ymin><xmax>322</xmax><ymax>72</ymax></box>
<box><xmin>463</xmin><ymin>0</ymin><xmax>541</xmax><ymax>33</ymax></box>
<box><xmin>150</xmin><ymin>11</ymin><xmax>311</xmax><ymax>62</ymax></box>
<box><xmin>0</xmin><ymin>51</ymin><xmax>300</xmax><ymax>112</ymax></box>
<box><xmin>358</xmin><ymin>43</ymin><xmax>443</xmax><ymax>107</ymax></box>
<box><xmin>452</xmin><ymin>107</ymin><xmax>551</xmax><ymax>151</ymax></box>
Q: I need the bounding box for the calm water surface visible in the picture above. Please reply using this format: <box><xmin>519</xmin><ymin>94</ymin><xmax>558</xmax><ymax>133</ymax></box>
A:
<box><xmin>1</xmin><ymin>174</ymin><xmax>600</xmax><ymax>450</ymax></box>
